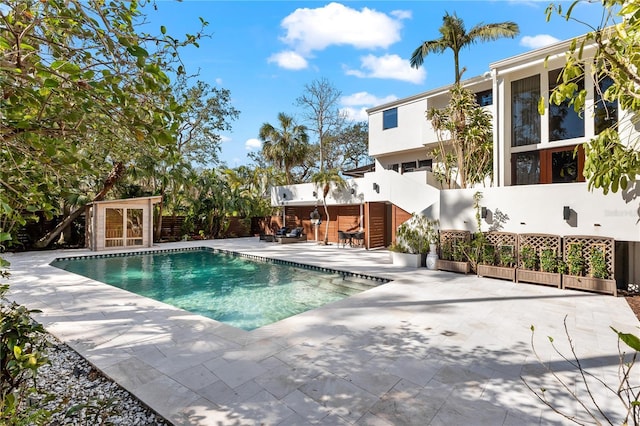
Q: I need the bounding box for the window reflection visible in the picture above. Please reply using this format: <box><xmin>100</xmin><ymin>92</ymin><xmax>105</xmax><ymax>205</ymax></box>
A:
<box><xmin>513</xmin><ymin>151</ymin><xmax>540</xmax><ymax>185</ymax></box>
<box><xmin>511</xmin><ymin>75</ymin><xmax>541</xmax><ymax>147</ymax></box>
<box><xmin>548</xmin><ymin>68</ymin><xmax>584</xmax><ymax>141</ymax></box>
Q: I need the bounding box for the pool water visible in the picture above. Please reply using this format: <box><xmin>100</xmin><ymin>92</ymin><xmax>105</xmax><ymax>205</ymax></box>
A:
<box><xmin>52</xmin><ymin>249</ymin><xmax>381</xmax><ymax>330</ymax></box>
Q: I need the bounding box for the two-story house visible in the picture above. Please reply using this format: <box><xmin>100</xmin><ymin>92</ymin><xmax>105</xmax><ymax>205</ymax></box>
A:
<box><xmin>271</xmin><ymin>36</ymin><xmax>639</xmax><ymax>288</ymax></box>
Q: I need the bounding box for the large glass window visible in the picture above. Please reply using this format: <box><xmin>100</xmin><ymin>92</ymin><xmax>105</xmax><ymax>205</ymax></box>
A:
<box><xmin>127</xmin><ymin>208</ymin><xmax>143</xmax><ymax>246</ymax></box>
<box><xmin>548</xmin><ymin>68</ymin><xmax>584</xmax><ymax>141</ymax></box>
<box><xmin>511</xmin><ymin>75</ymin><xmax>541</xmax><ymax>147</ymax></box>
<box><xmin>512</xmin><ymin>151</ymin><xmax>540</xmax><ymax>185</ymax></box>
<box><xmin>383</xmin><ymin>108</ymin><xmax>398</xmax><ymax>130</ymax></box>
<box><xmin>594</xmin><ymin>75</ymin><xmax>618</xmax><ymax>134</ymax></box>
<box><xmin>512</xmin><ymin>146</ymin><xmax>584</xmax><ymax>185</ymax></box>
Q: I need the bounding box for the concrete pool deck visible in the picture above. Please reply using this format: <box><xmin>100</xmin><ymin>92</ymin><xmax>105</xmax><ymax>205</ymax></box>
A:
<box><xmin>4</xmin><ymin>238</ymin><xmax>639</xmax><ymax>425</ymax></box>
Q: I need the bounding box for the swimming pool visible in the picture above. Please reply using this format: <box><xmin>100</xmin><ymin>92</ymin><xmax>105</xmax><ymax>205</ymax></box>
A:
<box><xmin>51</xmin><ymin>248</ymin><xmax>387</xmax><ymax>330</ymax></box>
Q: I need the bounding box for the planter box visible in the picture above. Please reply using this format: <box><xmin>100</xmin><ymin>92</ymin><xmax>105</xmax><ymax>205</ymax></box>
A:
<box><xmin>562</xmin><ymin>275</ymin><xmax>617</xmax><ymax>296</ymax></box>
<box><xmin>477</xmin><ymin>264</ymin><xmax>516</xmax><ymax>282</ymax></box>
<box><xmin>516</xmin><ymin>269</ymin><xmax>562</xmax><ymax>288</ymax></box>
<box><xmin>436</xmin><ymin>259</ymin><xmax>471</xmax><ymax>274</ymax></box>
<box><xmin>391</xmin><ymin>252</ymin><xmax>425</xmax><ymax>268</ymax></box>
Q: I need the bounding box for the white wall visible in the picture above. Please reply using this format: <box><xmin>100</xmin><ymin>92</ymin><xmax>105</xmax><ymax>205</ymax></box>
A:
<box><xmin>439</xmin><ymin>183</ymin><xmax>640</xmax><ymax>242</ymax></box>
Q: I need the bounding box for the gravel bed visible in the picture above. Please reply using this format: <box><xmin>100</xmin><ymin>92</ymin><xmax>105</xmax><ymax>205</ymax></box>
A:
<box><xmin>32</xmin><ymin>333</ymin><xmax>170</xmax><ymax>425</ymax></box>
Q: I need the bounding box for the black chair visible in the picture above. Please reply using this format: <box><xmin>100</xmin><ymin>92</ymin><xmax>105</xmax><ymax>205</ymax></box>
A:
<box><xmin>337</xmin><ymin>231</ymin><xmax>351</xmax><ymax>248</ymax></box>
<box><xmin>352</xmin><ymin>231</ymin><xmax>365</xmax><ymax>248</ymax></box>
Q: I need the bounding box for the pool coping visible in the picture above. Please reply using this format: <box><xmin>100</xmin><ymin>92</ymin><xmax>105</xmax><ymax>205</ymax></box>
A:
<box><xmin>5</xmin><ymin>238</ymin><xmax>640</xmax><ymax>425</ymax></box>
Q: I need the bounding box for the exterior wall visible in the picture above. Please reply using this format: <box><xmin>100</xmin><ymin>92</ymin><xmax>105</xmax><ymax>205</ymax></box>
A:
<box><xmin>438</xmin><ymin>184</ymin><xmax>639</xmax><ymax>242</ymax></box>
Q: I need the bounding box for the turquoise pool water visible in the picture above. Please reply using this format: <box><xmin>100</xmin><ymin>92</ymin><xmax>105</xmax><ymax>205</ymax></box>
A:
<box><xmin>52</xmin><ymin>249</ymin><xmax>381</xmax><ymax>330</ymax></box>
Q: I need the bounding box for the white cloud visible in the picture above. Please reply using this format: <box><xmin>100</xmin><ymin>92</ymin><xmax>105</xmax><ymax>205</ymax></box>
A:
<box><xmin>520</xmin><ymin>34</ymin><xmax>560</xmax><ymax>49</ymax></box>
<box><xmin>345</xmin><ymin>54</ymin><xmax>426</xmax><ymax>84</ymax></box>
<box><xmin>245</xmin><ymin>138</ymin><xmax>262</xmax><ymax>151</ymax></box>
<box><xmin>267</xmin><ymin>51</ymin><xmax>309</xmax><ymax>70</ymax></box>
<box><xmin>340</xmin><ymin>91</ymin><xmax>399</xmax><ymax>121</ymax></box>
<box><xmin>390</xmin><ymin>10</ymin><xmax>412</xmax><ymax>20</ymax></box>
<box><xmin>278</xmin><ymin>2</ymin><xmax>408</xmax><ymax>55</ymax></box>
<box><xmin>220</xmin><ymin>135</ymin><xmax>232</xmax><ymax>143</ymax></box>
<box><xmin>215</xmin><ymin>77</ymin><xmax>224</xmax><ymax>85</ymax></box>
<box><xmin>340</xmin><ymin>107</ymin><xmax>369</xmax><ymax>122</ymax></box>
<box><xmin>341</xmin><ymin>92</ymin><xmax>397</xmax><ymax>107</ymax></box>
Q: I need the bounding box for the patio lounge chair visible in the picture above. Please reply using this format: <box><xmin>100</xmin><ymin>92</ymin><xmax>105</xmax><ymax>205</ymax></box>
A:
<box><xmin>276</xmin><ymin>227</ymin><xmax>307</xmax><ymax>244</ymax></box>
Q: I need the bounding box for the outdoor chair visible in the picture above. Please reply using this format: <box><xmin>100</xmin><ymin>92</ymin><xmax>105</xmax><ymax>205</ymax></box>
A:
<box><xmin>352</xmin><ymin>231</ymin><xmax>365</xmax><ymax>248</ymax></box>
<box><xmin>338</xmin><ymin>231</ymin><xmax>351</xmax><ymax>248</ymax></box>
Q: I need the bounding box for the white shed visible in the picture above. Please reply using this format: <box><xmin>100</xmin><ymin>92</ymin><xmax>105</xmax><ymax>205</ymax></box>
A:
<box><xmin>85</xmin><ymin>196</ymin><xmax>162</xmax><ymax>251</ymax></box>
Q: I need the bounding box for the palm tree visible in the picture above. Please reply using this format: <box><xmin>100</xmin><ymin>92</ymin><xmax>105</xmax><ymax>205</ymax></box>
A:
<box><xmin>259</xmin><ymin>113</ymin><xmax>310</xmax><ymax>185</ymax></box>
<box><xmin>311</xmin><ymin>169</ymin><xmax>346</xmax><ymax>245</ymax></box>
<box><xmin>410</xmin><ymin>12</ymin><xmax>519</xmax><ymax>84</ymax></box>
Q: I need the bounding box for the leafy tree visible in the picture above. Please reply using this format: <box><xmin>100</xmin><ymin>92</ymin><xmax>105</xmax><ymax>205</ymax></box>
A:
<box><xmin>410</xmin><ymin>12</ymin><xmax>519</xmax><ymax>84</ymax></box>
<box><xmin>311</xmin><ymin>169</ymin><xmax>346</xmax><ymax>245</ymax></box>
<box><xmin>224</xmin><ymin>166</ymin><xmax>283</xmax><ymax>218</ymax></box>
<box><xmin>296</xmin><ymin>78</ymin><xmax>347</xmax><ymax>171</ymax></box>
<box><xmin>324</xmin><ymin>121</ymin><xmax>371</xmax><ymax>171</ymax></box>
<box><xmin>428</xmin><ymin>84</ymin><xmax>493</xmax><ymax>188</ymax></box>
<box><xmin>0</xmin><ymin>0</ymin><xmax>207</xmax><ymax>247</ymax></box>
<box><xmin>173</xmin><ymin>78</ymin><xmax>240</xmax><ymax>166</ymax></box>
<box><xmin>258</xmin><ymin>113</ymin><xmax>310</xmax><ymax>185</ymax></box>
<box><xmin>546</xmin><ymin>0</ymin><xmax>639</xmax><ymax>194</ymax></box>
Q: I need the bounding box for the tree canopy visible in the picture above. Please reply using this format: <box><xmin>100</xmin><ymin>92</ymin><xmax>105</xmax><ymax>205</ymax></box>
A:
<box><xmin>410</xmin><ymin>12</ymin><xmax>519</xmax><ymax>84</ymax></box>
<box><xmin>546</xmin><ymin>0</ymin><xmax>639</xmax><ymax>194</ymax></box>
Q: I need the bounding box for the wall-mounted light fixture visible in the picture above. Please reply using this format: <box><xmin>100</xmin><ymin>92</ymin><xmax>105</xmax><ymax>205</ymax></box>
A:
<box><xmin>481</xmin><ymin>207</ymin><xmax>488</xmax><ymax>219</ymax></box>
<box><xmin>563</xmin><ymin>206</ymin><xmax>571</xmax><ymax>221</ymax></box>
<box><xmin>373</xmin><ymin>183</ymin><xmax>380</xmax><ymax>193</ymax></box>
<box><xmin>312</xmin><ymin>191</ymin><xmax>317</xmax><ymax>198</ymax></box>
<box><xmin>282</xmin><ymin>193</ymin><xmax>287</xmax><ymax>199</ymax></box>
<box><xmin>350</xmin><ymin>188</ymin><xmax>356</xmax><ymax>195</ymax></box>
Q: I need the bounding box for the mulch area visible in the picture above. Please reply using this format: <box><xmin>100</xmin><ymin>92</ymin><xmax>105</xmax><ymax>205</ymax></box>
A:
<box><xmin>621</xmin><ymin>291</ymin><xmax>640</xmax><ymax>321</ymax></box>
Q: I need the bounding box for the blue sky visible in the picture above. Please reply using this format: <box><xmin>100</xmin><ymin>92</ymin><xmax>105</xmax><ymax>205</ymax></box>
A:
<box><xmin>144</xmin><ymin>1</ymin><xmax>608</xmax><ymax>167</ymax></box>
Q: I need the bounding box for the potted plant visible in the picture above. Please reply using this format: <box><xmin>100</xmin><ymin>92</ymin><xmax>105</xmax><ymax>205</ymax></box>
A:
<box><xmin>477</xmin><ymin>241</ymin><xmax>517</xmax><ymax>281</ymax></box>
<box><xmin>435</xmin><ymin>234</ymin><xmax>472</xmax><ymax>274</ymax></box>
<box><xmin>517</xmin><ymin>245</ymin><xmax>562</xmax><ymax>288</ymax></box>
<box><xmin>390</xmin><ymin>214</ymin><xmax>438</xmax><ymax>267</ymax></box>
<box><xmin>563</xmin><ymin>240</ymin><xmax>617</xmax><ymax>296</ymax></box>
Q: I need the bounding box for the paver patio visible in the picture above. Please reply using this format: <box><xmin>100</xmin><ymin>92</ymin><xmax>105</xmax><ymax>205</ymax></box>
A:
<box><xmin>4</xmin><ymin>238</ymin><xmax>639</xmax><ymax>425</ymax></box>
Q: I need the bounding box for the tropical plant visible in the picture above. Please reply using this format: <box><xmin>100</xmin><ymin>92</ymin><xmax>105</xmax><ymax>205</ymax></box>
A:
<box><xmin>311</xmin><ymin>169</ymin><xmax>347</xmax><ymax>244</ymax></box>
<box><xmin>482</xmin><ymin>244</ymin><xmax>496</xmax><ymax>266</ymax></box>
<box><xmin>394</xmin><ymin>214</ymin><xmax>439</xmax><ymax>254</ymax></box>
<box><xmin>410</xmin><ymin>12</ymin><xmax>519</xmax><ymax>84</ymax></box>
<box><xmin>427</xmin><ymin>83</ymin><xmax>493</xmax><ymax>188</ymax></box>
<box><xmin>545</xmin><ymin>0</ymin><xmax>640</xmax><ymax>194</ymax></box>
<box><xmin>259</xmin><ymin>113</ymin><xmax>311</xmax><ymax>185</ymax></box>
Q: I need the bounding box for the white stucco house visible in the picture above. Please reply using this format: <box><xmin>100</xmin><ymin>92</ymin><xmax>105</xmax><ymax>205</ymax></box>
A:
<box><xmin>271</xmin><ymin>36</ymin><xmax>639</xmax><ymax>288</ymax></box>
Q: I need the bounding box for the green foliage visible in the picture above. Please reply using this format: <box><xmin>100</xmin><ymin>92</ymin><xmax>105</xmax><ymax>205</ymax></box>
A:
<box><xmin>410</xmin><ymin>12</ymin><xmax>519</xmax><ymax>84</ymax></box>
<box><xmin>589</xmin><ymin>246</ymin><xmax>609</xmax><ymax>279</ymax></box>
<box><xmin>520</xmin><ymin>245</ymin><xmax>538</xmax><ymax>270</ymax></box>
<box><xmin>482</xmin><ymin>244</ymin><xmax>496</xmax><ymax>266</ymax></box>
<box><xmin>312</xmin><ymin>169</ymin><xmax>347</xmax><ymax>244</ymax></box>
<box><xmin>394</xmin><ymin>213</ymin><xmax>439</xmax><ymax>254</ymax></box>
<box><xmin>566</xmin><ymin>243</ymin><xmax>585</xmax><ymax>276</ymax></box>
<box><xmin>539</xmin><ymin>247</ymin><xmax>559</xmax><ymax>273</ymax></box>
<box><xmin>427</xmin><ymin>85</ymin><xmax>493</xmax><ymax>188</ymax></box>
<box><xmin>546</xmin><ymin>0</ymin><xmax>640</xmax><ymax>193</ymax></box>
<box><xmin>0</xmin><ymin>282</ymin><xmax>51</xmax><ymax>424</ymax></box>
<box><xmin>259</xmin><ymin>113</ymin><xmax>310</xmax><ymax>185</ymax></box>
<box><xmin>498</xmin><ymin>245</ymin><xmax>516</xmax><ymax>268</ymax></box>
